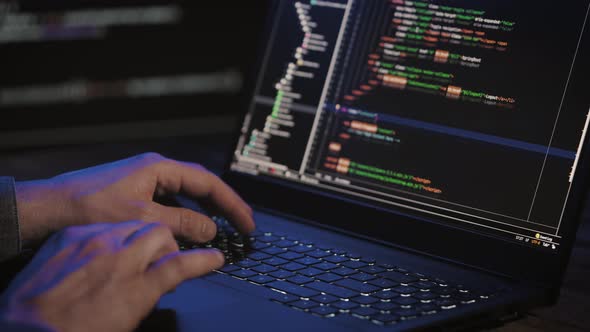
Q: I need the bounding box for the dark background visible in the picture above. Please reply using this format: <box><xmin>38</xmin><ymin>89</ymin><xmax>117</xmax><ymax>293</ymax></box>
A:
<box><xmin>0</xmin><ymin>1</ymin><xmax>269</xmax><ymax>131</ymax></box>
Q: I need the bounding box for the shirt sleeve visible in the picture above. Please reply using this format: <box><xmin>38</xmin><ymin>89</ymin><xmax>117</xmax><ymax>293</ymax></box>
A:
<box><xmin>0</xmin><ymin>321</ymin><xmax>55</xmax><ymax>332</ymax></box>
<box><xmin>0</xmin><ymin>177</ymin><xmax>21</xmax><ymax>262</ymax></box>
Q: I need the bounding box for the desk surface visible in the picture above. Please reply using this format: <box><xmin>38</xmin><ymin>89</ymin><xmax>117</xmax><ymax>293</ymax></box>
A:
<box><xmin>1</xmin><ymin>135</ymin><xmax>589</xmax><ymax>332</ymax></box>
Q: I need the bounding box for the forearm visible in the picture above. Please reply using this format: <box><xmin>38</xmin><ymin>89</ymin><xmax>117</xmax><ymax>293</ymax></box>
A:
<box><xmin>0</xmin><ymin>177</ymin><xmax>20</xmax><ymax>262</ymax></box>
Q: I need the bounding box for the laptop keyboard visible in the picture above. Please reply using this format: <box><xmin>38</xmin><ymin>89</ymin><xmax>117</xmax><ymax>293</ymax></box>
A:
<box><xmin>178</xmin><ymin>217</ymin><xmax>499</xmax><ymax>326</ymax></box>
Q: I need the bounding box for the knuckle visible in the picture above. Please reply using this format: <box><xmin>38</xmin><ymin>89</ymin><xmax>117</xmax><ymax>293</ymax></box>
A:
<box><xmin>135</xmin><ymin>152</ymin><xmax>167</xmax><ymax>169</ymax></box>
<box><xmin>192</xmin><ymin>162</ymin><xmax>207</xmax><ymax>172</ymax></box>
<box><xmin>169</xmin><ymin>256</ymin><xmax>189</xmax><ymax>275</ymax></box>
<box><xmin>139</xmin><ymin>152</ymin><xmax>165</xmax><ymax>163</ymax></box>
<box><xmin>178</xmin><ymin>209</ymin><xmax>193</xmax><ymax>231</ymax></box>
<box><xmin>136</xmin><ymin>204</ymin><xmax>156</xmax><ymax>222</ymax></box>
<box><xmin>83</xmin><ymin>237</ymin><xmax>108</xmax><ymax>253</ymax></box>
<box><xmin>150</xmin><ymin>223</ymin><xmax>174</xmax><ymax>241</ymax></box>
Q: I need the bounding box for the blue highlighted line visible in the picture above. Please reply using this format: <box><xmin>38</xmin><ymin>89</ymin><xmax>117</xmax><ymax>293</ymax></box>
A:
<box><xmin>329</xmin><ymin>105</ymin><xmax>576</xmax><ymax>160</ymax></box>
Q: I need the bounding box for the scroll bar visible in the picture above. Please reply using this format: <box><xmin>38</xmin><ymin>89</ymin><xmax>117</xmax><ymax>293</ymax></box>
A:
<box><xmin>570</xmin><ymin>108</ymin><xmax>590</xmax><ymax>183</ymax></box>
<box><xmin>299</xmin><ymin>0</ymin><xmax>354</xmax><ymax>174</ymax></box>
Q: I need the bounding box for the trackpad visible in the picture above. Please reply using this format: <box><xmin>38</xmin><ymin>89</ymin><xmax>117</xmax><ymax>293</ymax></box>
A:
<box><xmin>158</xmin><ymin>278</ymin><xmax>356</xmax><ymax>332</ymax></box>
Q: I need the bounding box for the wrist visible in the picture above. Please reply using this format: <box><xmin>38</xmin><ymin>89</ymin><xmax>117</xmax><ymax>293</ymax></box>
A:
<box><xmin>15</xmin><ymin>180</ymin><xmax>68</xmax><ymax>247</ymax></box>
<box><xmin>0</xmin><ymin>307</ymin><xmax>56</xmax><ymax>332</ymax></box>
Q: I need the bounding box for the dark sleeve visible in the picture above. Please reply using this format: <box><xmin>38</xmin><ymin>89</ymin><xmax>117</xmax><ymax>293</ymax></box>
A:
<box><xmin>0</xmin><ymin>177</ymin><xmax>21</xmax><ymax>262</ymax></box>
<box><xmin>0</xmin><ymin>321</ymin><xmax>55</xmax><ymax>332</ymax></box>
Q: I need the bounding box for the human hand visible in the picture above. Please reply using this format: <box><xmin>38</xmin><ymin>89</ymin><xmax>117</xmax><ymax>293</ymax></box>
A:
<box><xmin>0</xmin><ymin>221</ymin><xmax>225</xmax><ymax>332</ymax></box>
<box><xmin>15</xmin><ymin>153</ymin><xmax>254</xmax><ymax>247</ymax></box>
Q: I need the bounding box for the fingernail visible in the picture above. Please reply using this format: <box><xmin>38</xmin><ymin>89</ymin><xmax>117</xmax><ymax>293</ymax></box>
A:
<box><xmin>213</xmin><ymin>249</ymin><xmax>225</xmax><ymax>264</ymax></box>
<box><xmin>201</xmin><ymin>221</ymin><xmax>216</xmax><ymax>239</ymax></box>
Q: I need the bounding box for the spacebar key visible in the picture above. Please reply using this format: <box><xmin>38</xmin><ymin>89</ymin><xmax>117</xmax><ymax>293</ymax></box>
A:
<box><xmin>267</xmin><ymin>281</ymin><xmax>319</xmax><ymax>298</ymax></box>
<box><xmin>305</xmin><ymin>281</ymin><xmax>357</xmax><ymax>299</ymax></box>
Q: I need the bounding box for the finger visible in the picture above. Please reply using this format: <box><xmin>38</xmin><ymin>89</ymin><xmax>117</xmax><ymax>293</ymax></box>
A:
<box><xmin>154</xmin><ymin>160</ymin><xmax>255</xmax><ymax>234</ymax></box>
<box><xmin>145</xmin><ymin>249</ymin><xmax>225</xmax><ymax>294</ymax></box>
<box><xmin>52</xmin><ymin>220</ymin><xmax>146</xmax><ymax>250</ymax></box>
<box><xmin>123</xmin><ymin>223</ymin><xmax>180</xmax><ymax>271</ymax></box>
<box><xmin>143</xmin><ymin>203</ymin><xmax>218</xmax><ymax>243</ymax></box>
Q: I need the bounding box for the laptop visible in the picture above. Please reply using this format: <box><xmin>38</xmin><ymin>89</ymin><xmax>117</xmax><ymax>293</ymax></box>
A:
<box><xmin>159</xmin><ymin>0</ymin><xmax>590</xmax><ymax>330</ymax></box>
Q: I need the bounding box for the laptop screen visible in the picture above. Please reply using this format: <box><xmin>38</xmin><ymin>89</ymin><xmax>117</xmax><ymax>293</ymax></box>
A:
<box><xmin>231</xmin><ymin>0</ymin><xmax>590</xmax><ymax>253</ymax></box>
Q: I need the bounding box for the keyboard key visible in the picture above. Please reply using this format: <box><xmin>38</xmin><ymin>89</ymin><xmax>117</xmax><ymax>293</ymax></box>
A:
<box><xmin>247</xmin><ymin>252</ymin><xmax>271</xmax><ymax>261</ymax></box>
<box><xmin>292</xmin><ymin>245</ymin><xmax>314</xmax><ymax>253</ymax></box>
<box><xmin>310</xmin><ymin>306</ymin><xmax>338</xmax><ymax>317</ymax></box>
<box><xmin>331</xmin><ymin>249</ymin><xmax>348</xmax><ymax>256</ymax></box>
<box><xmin>433</xmin><ymin>287</ymin><xmax>456</xmax><ymax>296</ymax></box>
<box><xmin>382</xmin><ymin>271</ymin><xmax>418</xmax><ymax>284</ymax></box>
<box><xmin>264</xmin><ymin>257</ymin><xmax>289</xmax><ymax>267</ymax></box>
<box><xmin>281</xmin><ymin>262</ymin><xmax>306</xmax><ymax>272</ymax></box>
<box><xmin>351</xmin><ymin>295</ymin><xmax>379</xmax><ymax>305</ymax></box>
<box><xmin>278</xmin><ymin>252</ymin><xmax>305</xmax><ymax>260</ymax></box>
<box><xmin>323</xmin><ymin>255</ymin><xmax>349</xmax><ymax>264</ymax></box>
<box><xmin>248</xmin><ymin>229</ymin><xmax>264</xmax><ymax>237</ymax></box>
<box><xmin>455</xmin><ymin>292</ymin><xmax>477</xmax><ymax>302</ymax></box>
<box><xmin>298</xmin><ymin>268</ymin><xmax>324</xmax><ymax>277</ymax></box>
<box><xmin>250</xmin><ymin>242</ymin><xmax>271</xmax><ymax>250</ymax></box>
<box><xmin>252</xmin><ymin>264</ymin><xmax>278</xmax><ymax>274</ymax></box>
<box><xmin>311</xmin><ymin>294</ymin><xmax>339</xmax><ymax>304</ymax></box>
<box><xmin>379</xmin><ymin>263</ymin><xmax>397</xmax><ymax>270</ymax></box>
<box><xmin>270</xmin><ymin>293</ymin><xmax>299</xmax><ymax>304</ymax></box>
<box><xmin>372</xmin><ymin>301</ymin><xmax>399</xmax><ymax>313</ymax></box>
<box><xmin>435</xmin><ymin>298</ymin><xmax>457</xmax><ymax>309</ymax></box>
<box><xmin>287</xmin><ymin>275</ymin><xmax>314</xmax><ymax>285</ymax></box>
<box><xmin>258</xmin><ymin>235</ymin><xmax>280</xmax><ymax>243</ymax></box>
<box><xmin>236</xmin><ymin>259</ymin><xmax>260</xmax><ymax>269</ymax></box>
<box><xmin>268</xmin><ymin>281</ymin><xmax>319</xmax><ymax>298</ymax></box>
<box><xmin>307</xmin><ymin>250</ymin><xmax>332</xmax><ymax>258</ymax></box>
<box><xmin>262</xmin><ymin>246</ymin><xmax>286</xmax><ymax>255</ymax></box>
<box><xmin>219</xmin><ymin>264</ymin><xmax>240</xmax><ymax>273</ymax></box>
<box><xmin>290</xmin><ymin>300</ymin><xmax>319</xmax><ymax>310</ymax></box>
<box><xmin>248</xmin><ymin>274</ymin><xmax>275</xmax><ymax>285</ymax></box>
<box><xmin>230</xmin><ymin>269</ymin><xmax>258</xmax><ymax>279</ymax></box>
<box><xmin>331</xmin><ymin>300</ymin><xmax>358</xmax><ymax>311</ymax></box>
<box><xmin>393</xmin><ymin>308</ymin><xmax>420</xmax><ymax>318</ymax></box>
<box><xmin>416</xmin><ymin>303</ymin><xmax>438</xmax><ymax>314</ymax></box>
<box><xmin>313</xmin><ymin>262</ymin><xmax>339</xmax><ymax>271</ymax></box>
<box><xmin>360</xmin><ymin>265</ymin><xmax>386</xmax><ymax>274</ymax></box>
<box><xmin>368</xmin><ymin>278</ymin><xmax>398</xmax><ymax>289</ymax></box>
<box><xmin>305</xmin><ymin>281</ymin><xmax>357</xmax><ymax>299</ymax></box>
<box><xmin>347</xmin><ymin>253</ymin><xmax>362</xmax><ymax>260</ymax></box>
<box><xmin>371</xmin><ymin>313</ymin><xmax>399</xmax><ymax>325</ymax></box>
<box><xmin>374</xmin><ymin>290</ymin><xmax>399</xmax><ymax>300</ymax></box>
<box><xmin>392</xmin><ymin>285</ymin><xmax>419</xmax><ymax>295</ymax></box>
<box><xmin>332</xmin><ymin>267</ymin><xmax>357</xmax><ymax>276</ymax></box>
<box><xmin>335</xmin><ymin>279</ymin><xmax>380</xmax><ymax>294</ymax></box>
<box><xmin>392</xmin><ymin>297</ymin><xmax>418</xmax><ymax>306</ymax></box>
<box><xmin>342</xmin><ymin>261</ymin><xmax>367</xmax><ymax>269</ymax></box>
<box><xmin>295</xmin><ymin>257</ymin><xmax>322</xmax><ymax>266</ymax></box>
<box><xmin>411</xmin><ymin>273</ymin><xmax>430</xmax><ymax>281</ymax></box>
<box><xmin>349</xmin><ymin>273</ymin><xmax>377</xmax><ymax>282</ymax></box>
<box><xmin>315</xmin><ymin>273</ymin><xmax>343</xmax><ymax>283</ymax></box>
<box><xmin>412</xmin><ymin>292</ymin><xmax>437</xmax><ymax>301</ymax></box>
<box><xmin>361</xmin><ymin>257</ymin><xmax>377</xmax><ymax>264</ymax></box>
<box><xmin>351</xmin><ymin>307</ymin><xmax>378</xmax><ymax>319</ymax></box>
<box><xmin>412</xmin><ymin>281</ymin><xmax>437</xmax><ymax>290</ymax></box>
<box><xmin>268</xmin><ymin>269</ymin><xmax>295</xmax><ymax>279</ymax></box>
<box><xmin>272</xmin><ymin>232</ymin><xmax>287</xmax><ymax>239</ymax></box>
<box><xmin>274</xmin><ymin>240</ymin><xmax>298</xmax><ymax>248</ymax></box>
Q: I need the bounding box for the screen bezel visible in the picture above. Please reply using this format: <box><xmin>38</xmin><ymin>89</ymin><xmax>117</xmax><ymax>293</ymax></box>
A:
<box><xmin>223</xmin><ymin>0</ymin><xmax>590</xmax><ymax>289</ymax></box>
